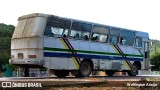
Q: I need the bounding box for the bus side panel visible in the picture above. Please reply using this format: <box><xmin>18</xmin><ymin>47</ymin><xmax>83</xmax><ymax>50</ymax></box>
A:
<box><xmin>50</xmin><ymin>57</ymin><xmax>68</xmax><ymax>69</ymax></box>
<box><xmin>68</xmin><ymin>57</ymin><xmax>78</xmax><ymax>70</ymax></box>
<box><xmin>90</xmin><ymin>42</ymin><xmax>99</xmax><ymax>52</ymax></box>
<box><xmin>44</xmin><ymin>38</ymin><xmax>78</xmax><ymax>70</ymax></box>
<box><xmin>44</xmin><ymin>57</ymin><xmax>51</xmax><ymax>69</ymax></box>
<box><xmin>120</xmin><ymin>45</ymin><xmax>143</xmax><ymax>70</ymax></box>
<box><xmin>68</xmin><ymin>40</ymin><xmax>80</xmax><ymax>70</ymax></box>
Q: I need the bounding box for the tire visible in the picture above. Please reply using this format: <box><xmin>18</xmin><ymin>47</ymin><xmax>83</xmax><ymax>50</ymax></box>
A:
<box><xmin>128</xmin><ymin>64</ymin><xmax>138</xmax><ymax>76</ymax></box>
<box><xmin>78</xmin><ymin>60</ymin><xmax>92</xmax><ymax>78</ymax></box>
<box><xmin>105</xmin><ymin>70</ymin><xmax>115</xmax><ymax>76</ymax></box>
<box><xmin>55</xmin><ymin>70</ymin><xmax>69</xmax><ymax>78</ymax></box>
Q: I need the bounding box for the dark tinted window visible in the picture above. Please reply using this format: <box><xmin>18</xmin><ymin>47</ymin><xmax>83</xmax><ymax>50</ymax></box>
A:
<box><xmin>110</xmin><ymin>28</ymin><xmax>120</xmax><ymax>36</ymax></box>
<box><xmin>71</xmin><ymin>22</ymin><xmax>92</xmax><ymax>31</ymax></box>
<box><xmin>44</xmin><ymin>16</ymin><xmax>71</xmax><ymax>37</ymax></box>
<box><xmin>120</xmin><ymin>30</ymin><xmax>135</xmax><ymax>46</ymax></box>
<box><xmin>109</xmin><ymin>28</ymin><xmax>120</xmax><ymax>44</ymax></box>
<box><xmin>135</xmin><ymin>37</ymin><xmax>142</xmax><ymax>48</ymax></box>
<box><xmin>46</xmin><ymin>16</ymin><xmax>71</xmax><ymax>29</ymax></box>
<box><xmin>121</xmin><ymin>30</ymin><xmax>135</xmax><ymax>38</ymax></box>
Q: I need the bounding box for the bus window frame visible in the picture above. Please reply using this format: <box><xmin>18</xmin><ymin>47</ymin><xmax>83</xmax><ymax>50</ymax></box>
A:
<box><xmin>69</xmin><ymin>21</ymin><xmax>92</xmax><ymax>41</ymax></box>
<box><xmin>120</xmin><ymin>30</ymin><xmax>135</xmax><ymax>46</ymax></box>
<box><xmin>44</xmin><ymin>16</ymin><xmax>71</xmax><ymax>38</ymax></box>
<box><xmin>91</xmin><ymin>25</ymin><xmax>110</xmax><ymax>43</ymax></box>
<box><xmin>109</xmin><ymin>28</ymin><xmax>120</xmax><ymax>44</ymax></box>
<box><xmin>91</xmin><ymin>33</ymin><xmax>108</xmax><ymax>43</ymax></box>
<box><xmin>135</xmin><ymin>36</ymin><xmax>143</xmax><ymax>49</ymax></box>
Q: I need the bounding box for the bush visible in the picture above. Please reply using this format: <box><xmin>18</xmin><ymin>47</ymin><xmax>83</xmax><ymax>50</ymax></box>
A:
<box><xmin>151</xmin><ymin>53</ymin><xmax>160</xmax><ymax>71</ymax></box>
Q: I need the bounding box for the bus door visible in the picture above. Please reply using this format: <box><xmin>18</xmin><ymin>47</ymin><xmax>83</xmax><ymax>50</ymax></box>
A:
<box><xmin>143</xmin><ymin>42</ymin><xmax>150</xmax><ymax>69</ymax></box>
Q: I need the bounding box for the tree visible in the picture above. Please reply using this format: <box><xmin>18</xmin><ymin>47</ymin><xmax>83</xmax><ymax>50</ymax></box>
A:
<box><xmin>150</xmin><ymin>39</ymin><xmax>160</xmax><ymax>55</ymax></box>
<box><xmin>150</xmin><ymin>53</ymin><xmax>160</xmax><ymax>71</ymax></box>
<box><xmin>0</xmin><ymin>23</ymin><xmax>15</xmax><ymax>66</ymax></box>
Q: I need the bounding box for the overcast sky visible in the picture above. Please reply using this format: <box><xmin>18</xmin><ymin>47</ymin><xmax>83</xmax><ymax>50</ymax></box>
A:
<box><xmin>0</xmin><ymin>0</ymin><xmax>160</xmax><ymax>40</ymax></box>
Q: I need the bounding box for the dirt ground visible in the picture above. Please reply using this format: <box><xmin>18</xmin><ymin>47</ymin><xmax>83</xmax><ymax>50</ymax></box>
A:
<box><xmin>1</xmin><ymin>87</ymin><xmax>158</xmax><ymax>90</ymax></box>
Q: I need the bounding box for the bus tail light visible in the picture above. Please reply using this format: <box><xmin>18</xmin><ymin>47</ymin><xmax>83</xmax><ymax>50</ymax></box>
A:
<box><xmin>28</xmin><ymin>55</ymin><xmax>37</xmax><ymax>58</ymax></box>
<box><xmin>18</xmin><ymin>53</ymin><xmax>23</xmax><ymax>59</ymax></box>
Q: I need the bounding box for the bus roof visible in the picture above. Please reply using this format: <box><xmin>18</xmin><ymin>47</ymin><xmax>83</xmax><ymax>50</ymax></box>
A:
<box><xmin>18</xmin><ymin>13</ymin><xmax>149</xmax><ymax>39</ymax></box>
<box><xmin>18</xmin><ymin>13</ymin><xmax>49</xmax><ymax>20</ymax></box>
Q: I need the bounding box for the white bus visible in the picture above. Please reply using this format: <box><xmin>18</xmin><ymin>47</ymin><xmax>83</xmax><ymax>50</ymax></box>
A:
<box><xmin>9</xmin><ymin>13</ymin><xmax>150</xmax><ymax>77</ymax></box>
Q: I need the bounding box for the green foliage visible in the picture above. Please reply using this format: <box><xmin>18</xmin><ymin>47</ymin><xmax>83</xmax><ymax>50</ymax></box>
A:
<box><xmin>0</xmin><ymin>37</ymin><xmax>11</xmax><ymax>50</ymax></box>
<box><xmin>150</xmin><ymin>39</ymin><xmax>160</xmax><ymax>71</ymax></box>
<box><xmin>0</xmin><ymin>23</ymin><xmax>14</xmax><ymax>37</ymax></box>
<box><xmin>0</xmin><ymin>23</ymin><xmax>15</xmax><ymax>65</ymax></box>
<box><xmin>151</xmin><ymin>53</ymin><xmax>160</xmax><ymax>71</ymax></box>
<box><xmin>150</xmin><ymin>39</ymin><xmax>160</xmax><ymax>55</ymax></box>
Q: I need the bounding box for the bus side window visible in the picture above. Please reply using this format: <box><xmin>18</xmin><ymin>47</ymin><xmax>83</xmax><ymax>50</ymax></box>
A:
<box><xmin>109</xmin><ymin>28</ymin><xmax>120</xmax><ymax>44</ymax></box>
<box><xmin>44</xmin><ymin>26</ymin><xmax>54</xmax><ymax>37</ymax></box>
<box><xmin>70</xmin><ymin>30</ymin><xmax>81</xmax><ymax>39</ymax></box>
<box><xmin>91</xmin><ymin>33</ymin><xmax>99</xmax><ymax>41</ymax></box>
<box><xmin>109</xmin><ymin>35</ymin><xmax>118</xmax><ymax>44</ymax></box>
<box><xmin>135</xmin><ymin>37</ymin><xmax>142</xmax><ymax>48</ymax></box>
<box><xmin>92</xmin><ymin>25</ymin><xmax>109</xmax><ymax>42</ymax></box>
<box><xmin>82</xmin><ymin>32</ymin><xmax>89</xmax><ymax>40</ymax></box>
<box><xmin>70</xmin><ymin>21</ymin><xmax>91</xmax><ymax>40</ymax></box>
<box><xmin>84</xmin><ymin>35</ymin><xmax>89</xmax><ymax>40</ymax></box>
<box><xmin>62</xmin><ymin>29</ymin><xmax>68</xmax><ymax>38</ymax></box>
<box><xmin>50</xmin><ymin>27</ymin><xmax>63</xmax><ymax>37</ymax></box>
<box><xmin>120</xmin><ymin>30</ymin><xmax>135</xmax><ymax>46</ymax></box>
<box><xmin>45</xmin><ymin>17</ymin><xmax>71</xmax><ymax>38</ymax></box>
<box><xmin>91</xmin><ymin>33</ymin><xmax>108</xmax><ymax>42</ymax></box>
<box><xmin>120</xmin><ymin>37</ymin><xmax>126</xmax><ymax>45</ymax></box>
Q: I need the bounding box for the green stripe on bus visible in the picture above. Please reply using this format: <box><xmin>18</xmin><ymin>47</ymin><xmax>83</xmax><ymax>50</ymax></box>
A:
<box><xmin>44</xmin><ymin>47</ymin><xmax>143</xmax><ymax>57</ymax></box>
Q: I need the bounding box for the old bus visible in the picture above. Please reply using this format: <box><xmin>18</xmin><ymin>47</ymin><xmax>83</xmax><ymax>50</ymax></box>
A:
<box><xmin>9</xmin><ymin>13</ymin><xmax>150</xmax><ymax>77</ymax></box>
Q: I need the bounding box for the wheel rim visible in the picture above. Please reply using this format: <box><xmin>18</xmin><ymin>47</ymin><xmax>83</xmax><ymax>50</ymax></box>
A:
<box><xmin>132</xmin><ymin>66</ymin><xmax>137</xmax><ymax>74</ymax></box>
<box><xmin>81</xmin><ymin>62</ymin><xmax>91</xmax><ymax>75</ymax></box>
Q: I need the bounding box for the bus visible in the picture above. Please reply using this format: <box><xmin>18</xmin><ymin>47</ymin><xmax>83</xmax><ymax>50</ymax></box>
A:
<box><xmin>9</xmin><ymin>13</ymin><xmax>150</xmax><ymax>77</ymax></box>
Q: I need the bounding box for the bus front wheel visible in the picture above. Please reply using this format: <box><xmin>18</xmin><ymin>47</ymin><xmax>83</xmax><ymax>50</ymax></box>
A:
<box><xmin>78</xmin><ymin>60</ymin><xmax>92</xmax><ymax>78</ymax></box>
<box><xmin>127</xmin><ymin>64</ymin><xmax>138</xmax><ymax>76</ymax></box>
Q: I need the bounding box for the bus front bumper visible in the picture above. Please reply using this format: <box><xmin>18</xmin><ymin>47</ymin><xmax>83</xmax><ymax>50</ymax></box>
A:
<box><xmin>9</xmin><ymin>59</ymin><xmax>44</xmax><ymax>66</ymax></box>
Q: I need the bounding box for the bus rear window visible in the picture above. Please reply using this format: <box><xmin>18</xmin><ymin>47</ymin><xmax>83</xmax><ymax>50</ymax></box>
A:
<box><xmin>12</xmin><ymin>19</ymin><xmax>26</xmax><ymax>38</ymax></box>
<box><xmin>13</xmin><ymin>16</ymin><xmax>47</xmax><ymax>38</ymax></box>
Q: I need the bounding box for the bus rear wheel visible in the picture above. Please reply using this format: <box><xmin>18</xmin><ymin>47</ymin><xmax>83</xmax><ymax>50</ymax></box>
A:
<box><xmin>55</xmin><ymin>70</ymin><xmax>69</xmax><ymax>78</ymax></box>
<box><xmin>78</xmin><ymin>60</ymin><xmax>92</xmax><ymax>78</ymax></box>
<box><xmin>105</xmin><ymin>70</ymin><xmax>115</xmax><ymax>76</ymax></box>
<box><xmin>128</xmin><ymin>64</ymin><xmax>138</xmax><ymax>76</ymax></box>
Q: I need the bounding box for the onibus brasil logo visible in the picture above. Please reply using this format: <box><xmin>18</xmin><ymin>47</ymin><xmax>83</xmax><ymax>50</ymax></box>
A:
<box><xmin>2</xmin><ymin>82</ymin><xmax>42</xmax><ymax>88</ymax></box>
